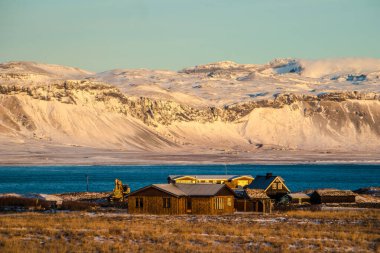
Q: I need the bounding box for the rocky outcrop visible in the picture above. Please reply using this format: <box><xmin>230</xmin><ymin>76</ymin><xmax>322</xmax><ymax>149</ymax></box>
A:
<box><xmin>1</xmin><ymin>82</ymin><xmax>380</xmax><ymax>127</ymax></box>
<box><xmin>1</xmin><ymin>64</ymin><xmax>380</xmax><ymax>151</ymax></box>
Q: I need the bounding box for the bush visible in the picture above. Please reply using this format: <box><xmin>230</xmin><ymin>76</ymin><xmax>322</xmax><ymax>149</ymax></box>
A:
<box><xmin>101</xmin><ymin>201</ymin><xmax>128</xmax><ymax>209</ymax></box>
<box><xmin>0</xmin><ymin>197</ymin><xmax>55</xmax><ymax>210</ymax></box>
<box><xmin>60</xmin><ymin>201</ymin><xmax>99</xmax><ymax>211</ymax></box>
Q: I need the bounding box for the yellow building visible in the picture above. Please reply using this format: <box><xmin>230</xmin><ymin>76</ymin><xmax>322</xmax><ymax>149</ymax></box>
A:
<box><xmin>167</xmin><ymin>175</ymin><xmax>254</xmax><ymax>189</ymax></box>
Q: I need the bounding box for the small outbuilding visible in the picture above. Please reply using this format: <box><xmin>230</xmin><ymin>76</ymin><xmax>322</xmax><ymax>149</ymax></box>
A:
<box><xmin>282</xmin><ymin>193</ymin><xmax>311</xmax><ymax>205</ymax></box>
<box><xmin>235</xmin><ymin>189</ymin><xmax>272</xmax><ymax>213</ymax></box>
<box><xmin>310</xmin><ymin>189</ymin><xmax>357</xmax><ymax>204</ymax></box>
<box><xmin>246</xmin><ymin>173</ymin><xmax>290</xmax><ymax>200</ymax></box>
<box><xmin>128</xmin><ymin>183</ymin><xmax>236</xmax><ymax>215</ymax></box>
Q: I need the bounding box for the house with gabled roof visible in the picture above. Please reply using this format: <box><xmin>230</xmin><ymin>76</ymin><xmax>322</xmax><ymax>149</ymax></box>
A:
<box><xmin>246</xmin><ymin>173</ymin><xmax>290</xmax><ymax>200</ymax></box>
<box><xmin>128</xmin><ymin>183</ymin><xmax>236</xmax><ymax>215</ymax></box>
<box><xmin>310</xmin><ymin>189</ymin><xmax>356</xmax><ymax>204</ymax></box>
<box><xmin>167</xmin><ymin>175</ymin><xmax>254</xmax><ymax>189</ymax></box>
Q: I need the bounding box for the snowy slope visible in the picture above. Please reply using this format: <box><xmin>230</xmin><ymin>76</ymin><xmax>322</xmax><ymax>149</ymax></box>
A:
<box><xmin>0</xmin><ymin>61</ymin><xmax>94</xmax><ymax>84</ymax></box>
<box><xmin>0</xmin><ymin>58</ymin><xmax>380</xmax><ymax>152</ymax></box>
<box><xmin>91</xmin><ymin>58</ymin><xmax>380</xmax><ymax>107</ymax></box>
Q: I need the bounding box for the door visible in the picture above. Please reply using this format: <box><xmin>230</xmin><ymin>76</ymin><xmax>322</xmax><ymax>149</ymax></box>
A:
<box><xmin>186</xmin><ymin>198</ymin><xmax>192</xmax><ymax>213</ymax></box>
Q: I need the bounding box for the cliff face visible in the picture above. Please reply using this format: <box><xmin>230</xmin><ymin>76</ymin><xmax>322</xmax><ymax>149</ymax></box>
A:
<box><xmin>0</xmin><ymin>80</ymin><xmax>379</xmax><ymax>151</ymax></box>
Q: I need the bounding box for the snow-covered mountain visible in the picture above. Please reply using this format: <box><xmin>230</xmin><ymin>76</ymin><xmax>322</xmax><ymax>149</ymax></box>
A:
<box><xmin>93</xmin><ymin>58</ymin><xmax>380</xmax><ymax>108</ymax></box>
<box><xmin>0</xmin><ymin>61</ymin><xmax>94</xmax><ymax>83</ymax></box>
<box><xmin>0</xmin><ymin>58</ymin><xmax>379</xmax><ymax>154</ymax></box>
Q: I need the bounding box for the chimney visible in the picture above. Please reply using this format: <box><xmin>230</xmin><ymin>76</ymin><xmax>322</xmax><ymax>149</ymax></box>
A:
<box><xmin>266</xmin><ymin>173</ymin><xmax>273</xmax><ymax>179</ymax></box>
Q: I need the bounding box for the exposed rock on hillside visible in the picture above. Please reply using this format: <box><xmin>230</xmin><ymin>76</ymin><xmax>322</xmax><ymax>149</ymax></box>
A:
<box><xmin>0</xmin><ymin>59</ymin><xmax>380</xmax><ymax>152</ymax></box>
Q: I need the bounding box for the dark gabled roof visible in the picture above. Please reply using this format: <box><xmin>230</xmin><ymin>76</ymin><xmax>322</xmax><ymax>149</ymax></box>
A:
<box><xmin>129</xmin><ymin>183</ymin><xmax>236</xmax><ymax>198</ymax></box>
<box><xmin>233</xmin><ymin>189</ymin><xmax>247</xmax><ymax>199</ymax></box>
<box><xmin>168</xmin><ymin>175</ymin><xmax>253</xmax><ymax>181</ymax></box>
<box><xmin>246</xmin><ymin>175</ymin><xmax>279</xmax><ymax>190</ymax></box>
<box><xmin>152</xmin><ymin>184</ymin><xmax>187</xmax><ymax>197</ymax></box>
<box><xmin>176</xmin><ymin>184</ymin><xmax>234</xmax><ymax>196</ymax></box>
<box><xmin>128</xmin><ymin>184</ymin><xmax>186</xmax><ymax>197</ymax></box>
<box><xmin>247</xmin><ymin>175</ymin><xmax>290</xmax><ymax>192</ymax></box>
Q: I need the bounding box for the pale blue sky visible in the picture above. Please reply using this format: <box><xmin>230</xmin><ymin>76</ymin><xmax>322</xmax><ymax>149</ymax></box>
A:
<box><xmin>0</xmin><ymin>0</ymin><xmax>379</xmax><ymax>71</ymax></box>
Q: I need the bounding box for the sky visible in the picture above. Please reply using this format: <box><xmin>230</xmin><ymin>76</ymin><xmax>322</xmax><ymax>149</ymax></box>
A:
<box><xmin>0</xmin><ymin>0</ymin><xmax>379</xmax><ymax>72</ymax></box>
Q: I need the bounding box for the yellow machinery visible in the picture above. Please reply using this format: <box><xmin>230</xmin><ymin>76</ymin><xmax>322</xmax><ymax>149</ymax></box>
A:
<box><xmin>109</xmin><ymin>178</ymin><xmax>130</xmax><ymax>202</ymax></box>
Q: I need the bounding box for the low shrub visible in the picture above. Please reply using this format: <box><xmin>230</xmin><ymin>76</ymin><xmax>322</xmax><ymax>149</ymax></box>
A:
<box><xmin>0</xmin><ymin>197</ymin><xmax>55</xmax><ymax>210</ymax></box>
<box><xmin>60</xmin><ymin>201</ymin><xmax>99</xmax><ymax>211</ymax></box>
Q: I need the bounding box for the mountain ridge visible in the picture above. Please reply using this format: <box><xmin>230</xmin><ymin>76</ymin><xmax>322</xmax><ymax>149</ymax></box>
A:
<box><xmin>0</xmin><ymin>58</ymin><xmax>380</xmax><ymax>155</ymax></box>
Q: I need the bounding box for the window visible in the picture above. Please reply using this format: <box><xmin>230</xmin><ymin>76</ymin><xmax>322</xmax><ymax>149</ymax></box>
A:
<box><xmin>214</xmin><ymin>197</ymin><xmax>224</xmax><ymax>210</ymax></box>
<box><xmin>278</xmin><ymin>183</ymin><xmax>283</xmax><ymax>190</ymax></box>
<box><xmin>227</xmin><ymin>197</ymin><xmax>232</xmax><ymax>207</ymax></box>
<box><xmin>272</xmin><ymin>183</ymin><xmax>277</xmax><ymax>190</ymax></box>
<box><xmin>163</xmin><ymin>197</ymin><xmax>171</xmax><ymax>208</ymax></box>
<box><xmin>178</xmin><ymin>180</ymin><xmax>192</xmax><ymax>184</ymax></box>
<box><xmin>136</xmin><ymin>197</ymin><xmax>143</xmax><ymax>208</ymax></box>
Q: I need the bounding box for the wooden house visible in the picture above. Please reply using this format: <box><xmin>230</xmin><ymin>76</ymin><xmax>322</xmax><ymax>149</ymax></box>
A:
<box><xmin>246</xmin><ymin>173</ymin><xmax>290</xmax><ymax>200</ymax></box>
<box><xmin>167</xmin><ymin>175</ymin><xmax>254</xmax><ymax>189</ymax></box>
<box><xmin>128</xmin><ymin>183</ymin><xmax>236</xmax><ymax>215</ymax></box>
<box><xmin>310</xmin><ymin>189</ymin><xmax>356</xmax><ymax>204</ymax></box>
<box><xmin>234</xmin><ymin>189</ymin><xmax>272</xmax><ymax>213</ymax></box>
<box><xmin>282</xmin><ymin>193</ymin><xmax>311</xmax><ymax>205</ymax></box>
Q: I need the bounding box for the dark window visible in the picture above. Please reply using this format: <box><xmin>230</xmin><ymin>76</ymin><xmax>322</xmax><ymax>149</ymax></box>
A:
<box><xmin>136</xmin><ymin>197</ymin><xmax>143</xmax><ymax>208</ymax></box>
<box><xmin>187</xmin><ymin>198</ymin><xmax>192</xmax><ymax>210</ymax></box>
<box><xmin>163</xmin><ymin>197</ymin><xmax>171</xmax><ymax>208</ymax></box>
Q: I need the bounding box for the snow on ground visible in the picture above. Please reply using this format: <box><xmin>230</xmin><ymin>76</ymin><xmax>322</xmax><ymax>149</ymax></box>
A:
<box><xmin>299</xmin><ymin>58</ymin><xmax>380</xmax><ymax>78</ymax></box>
<box><xmin>91</xmin><ymin>58</ymin><xmax>380</xmax><ymax>107</ymax></box>
<box><xmin>0</xmin><ymin>61</ymin><xmax>94</xmax><ymax>84</ymax></box>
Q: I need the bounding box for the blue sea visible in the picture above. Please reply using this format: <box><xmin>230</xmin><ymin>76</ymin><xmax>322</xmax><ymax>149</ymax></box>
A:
<box><xmin>0</xmin><ymin>164</ymin><xmax>379</xmax><ymax>194</ymax></box>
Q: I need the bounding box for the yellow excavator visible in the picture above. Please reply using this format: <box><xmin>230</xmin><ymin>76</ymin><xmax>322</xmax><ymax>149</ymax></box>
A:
<box><xmin>109</xmin><ymin>178</ymin><xmax>130</xmax><ymax>202</ymax></box>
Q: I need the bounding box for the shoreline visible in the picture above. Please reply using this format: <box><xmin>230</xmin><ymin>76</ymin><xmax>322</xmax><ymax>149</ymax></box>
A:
<box><xmin>1</xmin><ymin>149</ymin><xmax>380</xmax><ymax>166</ymax></box>
<box><xmin>2</xmin><ymin>161</ymin><xmax>380</xmax><ymax>167</ymax></box>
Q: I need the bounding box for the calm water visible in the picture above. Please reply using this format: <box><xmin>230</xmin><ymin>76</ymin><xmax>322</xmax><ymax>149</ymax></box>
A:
<box><xmin>0</xmin><ymin>164</ymin><xmax>379</xmax><ymax>194</ymax></box>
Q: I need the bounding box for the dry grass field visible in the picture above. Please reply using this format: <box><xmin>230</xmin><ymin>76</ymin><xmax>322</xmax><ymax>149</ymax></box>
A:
<box><xmin>0</xmin><ymin>210</ymin><xmax>379</xmax><ymax>252</ymax></box>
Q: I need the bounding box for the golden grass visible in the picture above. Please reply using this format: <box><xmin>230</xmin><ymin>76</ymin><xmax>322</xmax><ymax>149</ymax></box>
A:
<box><xmin>0</xmin><ymin>210</ymin><xmax>379</xmax><ymax>253</ymax></box>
